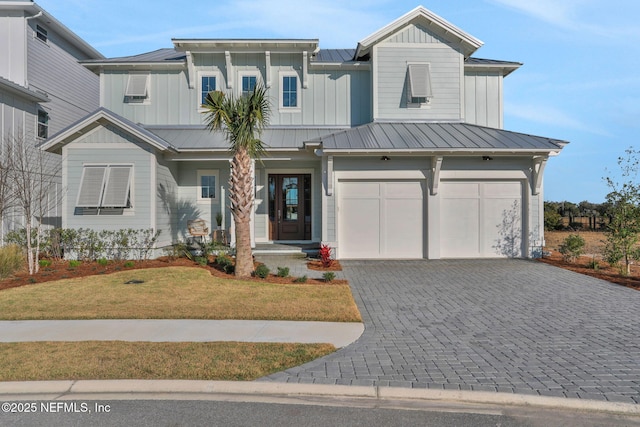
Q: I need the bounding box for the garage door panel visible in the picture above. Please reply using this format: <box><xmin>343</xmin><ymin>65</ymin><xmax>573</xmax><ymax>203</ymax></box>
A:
<box><xmin>441</xmin><ymin>198</ymin><xmax>480</xmax><ymax>257</ymax></box>
<box><xmin>384</xmin><ymin>198</ymin><xmax>423</xmax><ymax>257</ymax></box>
<box><xmin>339</xmin><ymin>180</ymin><xmax>424</xmax><ymax>259</ymax></box>
<box><xmin>441</xmin><ymin>181</ymin><xmax>523</xmax><ymax>258</ymax></box>
<box><xmin>483</xmin><ymin>198</ymin><xmax>522</xmax><ymax>257</ymax></box>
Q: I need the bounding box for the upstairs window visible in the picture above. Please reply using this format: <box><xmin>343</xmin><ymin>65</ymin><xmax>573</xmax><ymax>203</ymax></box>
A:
<box><xmin>36</xmin><ymin>25</ymin><xmax>48</xmax><ymax>43</ymax></box>
<box><xmin>76</xmin><ymin>165</ymin><xmax>132</xmax><ymax>209</ymax></box>
<box><xmin>200</xmin><ymin>75</ymin><xmax>217</xmax><ymax>105</ymax></box>
<box><xmin>124</xmin><ymin>74</ymin><xmax>149</xmax><ymax>103</ymax></box>
<box><xmin>241</xmin><ymin>75</ymin><xmax>257</xmax><ymax>97</ymax></box>
<box><xmin>37</xmin><ymin>110</ymin><xmax>48</xmax><ymax>139</ymax></box>
<box><xmin>407</xmin><ymin>63</ymin><xmax>432</xmax><ymax>107</ymax></box>
<box><xmin>282</xmin><ymin>75</ymin><xmax>298</xmax><ymax>108</ymax></box>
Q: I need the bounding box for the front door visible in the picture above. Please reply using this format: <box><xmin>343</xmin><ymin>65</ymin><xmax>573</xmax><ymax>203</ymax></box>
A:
<box><xmin>268</xmin><ymin>174</ymin><xmax>311</xmax><ymax>240</ymax></box>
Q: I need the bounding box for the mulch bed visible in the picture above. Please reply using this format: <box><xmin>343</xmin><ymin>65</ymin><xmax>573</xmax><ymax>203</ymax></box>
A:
<box><xmin>306</xmin><ymin>260</ymin><xmax>342</xmax><ymax>271</ymax></box>
<box><xmin>538</xmin><ymin>252</ymin><xmax>640</xmax><ymax>291</ymax></box>
<box><xmin>0</xmin><ymin>256</ymin><xmax>347</xmax><ymax>292</ymax></box>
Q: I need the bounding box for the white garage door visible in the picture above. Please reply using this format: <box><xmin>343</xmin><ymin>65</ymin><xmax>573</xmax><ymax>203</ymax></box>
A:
<box><xmin>440</xmin><ymin>181</ymin><xmax>523</xmax><ymax>258</ymax></box>
<box><xmin>339</xmin><ymin>180</ymin><xmax>424</xmax><ymax>259</ymax></box>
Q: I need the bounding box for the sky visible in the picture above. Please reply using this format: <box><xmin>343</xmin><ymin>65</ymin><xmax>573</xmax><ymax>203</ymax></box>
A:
<box><xmin>34</xmin><ymin>0</ymin><xmax>640</xmax><ymax>203</ymax></box>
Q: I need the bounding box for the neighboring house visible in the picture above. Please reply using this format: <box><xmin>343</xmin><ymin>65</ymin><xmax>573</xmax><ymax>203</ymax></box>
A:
<box><xmin>0</xmin><ymin>0</ymin><xmax>102</xmax><ymax>238</ymax></box>
<box><xmin>41</xmin><ymin>6</ymin><xmax>567</xmax><ymax>259</ymax></box>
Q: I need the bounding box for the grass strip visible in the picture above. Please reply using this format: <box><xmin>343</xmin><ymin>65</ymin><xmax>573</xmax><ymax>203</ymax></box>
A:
<box><xmin>0</xmin><ymin>341</ymin><xmax>335</xmax><ymax>381</ymax></box>
<box><xmin>0</xmin><ymin>267</ymin><xmax>361</xmax><ymax>322</ymax></box>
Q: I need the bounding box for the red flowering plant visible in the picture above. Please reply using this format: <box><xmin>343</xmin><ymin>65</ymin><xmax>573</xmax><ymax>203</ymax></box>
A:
<box><xmin>319</xmin><ymin>244</ymin><xmax>334</xmax><ymax>268</ymax></box>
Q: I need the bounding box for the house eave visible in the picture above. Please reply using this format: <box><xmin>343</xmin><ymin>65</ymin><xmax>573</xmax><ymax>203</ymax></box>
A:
<box><xmin>0</xmin><ymin>77</ymin><xmax>49</xmax><ymax>102</ymax></box>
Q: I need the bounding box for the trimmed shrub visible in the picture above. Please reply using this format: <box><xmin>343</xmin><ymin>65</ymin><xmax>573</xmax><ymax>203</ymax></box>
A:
<box><xmin>322</xmin><ymin>272</ymin><xmax>336</xmax><ymax>283</ymax></box>
<box><xmin>293</xmin><ymin>275</ymin><xmax>308</xmax><ymax>283</ymax></box>
<box><xmin>97</xmin><ymin>258</ymin><xmax>109</xmax><ymax>267</ymax></box>
<box><xmin>68</xmin><ymin>260</ymin><xmax>81</xmax><ymax>268</ymax></box>
<box><xmin>276</xmin><ymin>267</ymin><xmax>290</xmax><ymax>278</ymax></box>
<box><xmin>254</xmin><ymin>264</ymin><xmax>270</xmax><ymax>279</ymax></box>
<box><xmin>123</xmin><ymin>261</ymin><xmax>135</xmax><ymax>268</ymax></box>
<box><xmin>0</xmin><ymin>245</ymin><xmax>24</xmax><ymax>278</ymax></box>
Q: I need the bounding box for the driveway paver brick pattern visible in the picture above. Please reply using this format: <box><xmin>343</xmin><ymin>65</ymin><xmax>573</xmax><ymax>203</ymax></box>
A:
<box><xmin>261</xmin><ymin>259</ymin><xmax>640</xmax><ymax>404</ymax></box>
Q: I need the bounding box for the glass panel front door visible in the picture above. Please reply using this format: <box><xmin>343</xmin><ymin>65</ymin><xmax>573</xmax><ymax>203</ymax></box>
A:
<box><xmin>268</xmin><ymin>174</ymin><xmax>310</xmax><ymax>240</ymax></box>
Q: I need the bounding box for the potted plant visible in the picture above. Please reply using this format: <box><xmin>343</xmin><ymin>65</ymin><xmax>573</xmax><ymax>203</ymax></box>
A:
<box><xmin>215</xmin><ymin>212</ymin><xmax>223</xmax><ymax>229</ymax></box>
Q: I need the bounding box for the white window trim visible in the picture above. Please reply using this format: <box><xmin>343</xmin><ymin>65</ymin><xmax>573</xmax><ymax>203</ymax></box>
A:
<box><xmin>76</xmin><ymin>164</ymin><xmax>135</xmax><ymax>214</ymax></box>
<box><xmin>37</xmin><ymin>109</ymin><xmax>49</xmax><ymax>140</ymax></box>
<box><xmin>238</xmin><ymin>71</ymin><xmax>262</xmax><ymax>97</ymax></box>
<box><xmin>197</xmin><ymin>71</ymin><xmax>222</xmax><ymax>111</ymax></box>
<box><xmin>197</xmin><ymin>169</ymin><xmax>220</xmax><ymax>203</ymax></box>
<box><xmin>279</xmin><ymin>71</ymin><xmax>301</xmax><ymax>112</ymax></box>
<box><xmin>124</xmin><ymin>73</ymin><xmax>150</xmax><ymax>105</ymax></box>
<box><xmin>406</xmin><ymin>62</ymin><xmax>433</xmax><ymax>109</ymax></box>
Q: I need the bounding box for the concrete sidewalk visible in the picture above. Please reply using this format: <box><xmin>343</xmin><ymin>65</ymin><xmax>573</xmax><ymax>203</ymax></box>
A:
<box><xmin>0</xmin><ymin>320</ymin><xmax>364</xmax><ymax>348</ymax></box>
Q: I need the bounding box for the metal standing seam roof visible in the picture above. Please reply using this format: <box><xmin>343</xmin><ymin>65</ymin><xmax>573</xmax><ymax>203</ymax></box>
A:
<box><xmin>145</xmin><ymin>126</ymin><xmax>348</xmax><ymax>150</ymax></box>
<box><xmin>81</xmin><ymin>49</ymin><xmax>186</xmax><ymax>64</ymax></box>
<box><xmin>320</xmin><ymin>122</ymin><xmax>568</xmax><ymax>152</ymax></box>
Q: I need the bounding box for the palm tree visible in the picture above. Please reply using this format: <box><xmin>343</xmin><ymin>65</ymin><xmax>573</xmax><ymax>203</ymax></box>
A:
<box><xmin>202</xmin><ymin>85</ymin><xmax>270</xmax><ymax>277</ymax></box>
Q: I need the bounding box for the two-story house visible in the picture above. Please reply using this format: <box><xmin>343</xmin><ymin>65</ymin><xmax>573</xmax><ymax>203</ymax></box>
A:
<box><xmin>41</xmin><ymin>6</ymin><xmax>567</xmax><ymax>259</ymax></box>
<box><xmin>0</xmin><ymin>0</ymin><xmax>102</xmax><ymax>237</ymax></box>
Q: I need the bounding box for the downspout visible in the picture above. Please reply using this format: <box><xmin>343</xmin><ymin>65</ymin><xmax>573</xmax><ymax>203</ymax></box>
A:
<box><xmin>24</xmin><ymin>11</ymin><xmax>43</xmax><ymax>89</ymax></box>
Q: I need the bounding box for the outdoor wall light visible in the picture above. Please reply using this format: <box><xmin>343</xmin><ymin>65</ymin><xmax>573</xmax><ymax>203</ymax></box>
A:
<box><xmin>482</xmin><ymin>156</ymin><xmax>493</xmax><ymax>161</ymax></box>
<box><xmin>381</xmin><ymin>156</ymin><xmax>391</xmax><ymax>161</ymax></box>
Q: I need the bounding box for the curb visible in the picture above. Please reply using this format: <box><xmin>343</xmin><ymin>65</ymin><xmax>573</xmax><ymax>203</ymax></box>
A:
<box><xmin>0</xmin><ymin>381</ymin><xmax>638</xmax><ymax>415</ymax></box>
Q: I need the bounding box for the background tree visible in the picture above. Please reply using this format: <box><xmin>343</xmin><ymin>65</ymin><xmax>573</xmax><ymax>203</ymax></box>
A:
<box><xmin>0</xmin><ymin>137</ymin><xmax>14</xmax><ymax>245</ymax></box>
<box><xmin>202</xmin><ymin>85</ymin><xmax>270</xmax><ymax>277</ymax></box>
<box><xmin>603</xmin><ymin>148</ymin><xmax>640</xmax><ymax>275</ymax></box>
<box><xmin>6</xmin><ymin>133</ymin><xmax>61</xmax><ymax>275</ymax></box>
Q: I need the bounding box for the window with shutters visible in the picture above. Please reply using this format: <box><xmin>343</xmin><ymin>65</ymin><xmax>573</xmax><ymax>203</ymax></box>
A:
<box><xmin>76</xmin><ymin>165</ymin><xmax>133</xmax><ymax>214</ymax></box>
<box><xmin>406</xmin><ymin>63</ymin><xmax>432</xmax><ymax>107</ymax></box>
<box><xmin>124</xmin><ymin>74</ymin><xmax>150</xmax><ymax>104</ymax></box>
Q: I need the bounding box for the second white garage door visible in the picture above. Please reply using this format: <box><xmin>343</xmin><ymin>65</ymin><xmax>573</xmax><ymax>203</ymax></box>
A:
<box><xmin>339</xmin><ymin>180</ymin><xmax>424</xmax><ymax>259</ymax></box>
<box><xmin>440</xmin><ymin>181</ymin><xmax>524</xmax><ymax>258</ymax></box>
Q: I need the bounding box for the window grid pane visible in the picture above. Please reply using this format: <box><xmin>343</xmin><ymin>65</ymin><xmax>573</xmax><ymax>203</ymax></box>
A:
<box><xmin>242</xmin><ymin>76</ymin><xmax>257</xmax><ymax>96</ymax></box>
<box><xmin>200</xmin><ymin>175</ymin><xmax>216</xmax><ymax>199</ymax></box>
<box><xmin>282</xmin><ymin>76</ymin><xmax>297</xmax><ymax>108</ymax></box>
<box><xmin>201</xmin><ymin>76</ymin><xmax>216</xmax><ymax>104</ymax></box>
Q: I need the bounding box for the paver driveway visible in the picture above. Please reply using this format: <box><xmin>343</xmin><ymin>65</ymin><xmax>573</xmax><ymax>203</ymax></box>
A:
<box><xmin>262</xmin><ymin>259</ymin><xmax>640</xmax><ymax>404</ymax></box>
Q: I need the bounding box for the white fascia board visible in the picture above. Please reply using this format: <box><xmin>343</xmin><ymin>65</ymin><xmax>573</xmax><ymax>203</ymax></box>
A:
<box><xmin>309</xmin><ymin>62</ymin><xmax>371</xmax><ymax>70</ymax></box>
<box><xmin>41</xmin><ymin>110</ymin><xmax>173</xmax><ymax>154</ymax></box>
<box><xmin>321</xmin><ymin>148</ymin><xmax>562</xmax><ymax>155</ymax></box>
<box><xmin>356</xmin><ymin>6</ymin><xmax>483</xmax><ymax>58</ymax></box>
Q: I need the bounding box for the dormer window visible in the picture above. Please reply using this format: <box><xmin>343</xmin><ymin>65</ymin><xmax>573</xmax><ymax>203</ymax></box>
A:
<box><xmin>407</xmin><ymin>63</ymin><xmax>432</xmax><ymax>107</ymax></box>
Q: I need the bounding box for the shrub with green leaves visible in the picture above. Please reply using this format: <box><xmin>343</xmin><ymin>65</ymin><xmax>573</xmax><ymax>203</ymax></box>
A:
<box><xmin>558</xmin><ymin>234</ymin><xmax>585</xmax><ymax>262</ymax></box>
<box><xmin>97</xmin><ymin>258</ymin><xmax>109</xmax><ymax>266</ymax></box>
<box><xmin>322</xmin><ymin>272</ymin><xmax>336</xmax><ymax>283</ymax></box>
<box><xmin>38</xmin><ymin>259</ymin><xmax>52</xmax><ymax>268</ymax></box>
<box><xmin>276</xmin><ymin>267</ymin><xmax>290</xmax><ymax>278</ymax></box>
<box><xmin>293</xmin><ymin>275</ymin><xmax>307</xmax><ymax>283</ymax></box>
<box><xmin>68</xmin><ymin>260</ymin><xmax>82</xmax><ymax>268</ymax></box>
<box><xmin>254</xmin><ymin>264</ymin><xmax>270</xmax><ymax>279</ymax></box>
<box><xmin>0</xmin><ymin>245</ymin><xmax>24</xmax><ymax>279</ymax></box>
<box><xmin>124</xmin><ymin>261</ymin><xmax>135</xmax><ymax>268</ymax></box>
<box><xmin>195</xmin><ymin>256</ymin><xmax>208</xmax><ymax>266</ymax></box>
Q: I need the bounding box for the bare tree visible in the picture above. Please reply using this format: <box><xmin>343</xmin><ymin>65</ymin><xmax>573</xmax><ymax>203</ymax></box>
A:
<box><xmin>0</xmin><ymin>136</ymin><xmax>15</xmax><ymax>245</ymax></box>
<box><xmin>6</xmin><ymin>133</ymin><xmax>62</xmax><ymax>274</ymax></box>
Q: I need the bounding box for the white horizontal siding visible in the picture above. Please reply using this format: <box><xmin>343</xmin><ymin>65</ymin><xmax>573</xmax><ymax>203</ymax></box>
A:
<box><xmin>375</xmin><ymin>45</ymin><xmax>462</xmax><ymax>121</ymax></box>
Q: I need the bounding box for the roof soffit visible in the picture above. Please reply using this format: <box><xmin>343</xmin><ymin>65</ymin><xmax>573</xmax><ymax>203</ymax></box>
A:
<box><xmin>355</xmin><ymin>6</ymin><xmax>483</xmax><ymax>60</ymax></box>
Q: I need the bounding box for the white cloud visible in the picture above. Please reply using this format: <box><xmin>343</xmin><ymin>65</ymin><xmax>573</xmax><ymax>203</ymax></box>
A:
<box><xmin>487</xmin><ymin>0</ymin><xmax>640</xmax><ymax>40</ymax></box>
<box><xmin>505</xmin><ymin>101</ymin><xmax>611</xmax><ymax>137</ymax></box>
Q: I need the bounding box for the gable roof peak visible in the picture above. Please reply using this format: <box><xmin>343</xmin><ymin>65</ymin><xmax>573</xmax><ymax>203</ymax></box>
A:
<box><xmin>354</xmin><ymin>5</ymin><xmax>483</xmax><ymax>60</ymax></box>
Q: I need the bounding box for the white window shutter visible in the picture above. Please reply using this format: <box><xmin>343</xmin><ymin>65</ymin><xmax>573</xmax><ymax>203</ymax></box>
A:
<box><xmin>125</xmin><ymin>74</ymin><xmax>148</xmax><ymax>97</ymax></box>
<box><xmin>77</xmin><ymin>167</ymin><xmax>107</xmax><ymax>207</ymax></box>
<box><xmin>101</xmin><ymin>166</ymin><xmax>132</xmax><ymax>207</ymax></box>
<box><xmin>408</xmin><ymin>64</ymin><xmax>432</xmax><ymax>98</ymax></box>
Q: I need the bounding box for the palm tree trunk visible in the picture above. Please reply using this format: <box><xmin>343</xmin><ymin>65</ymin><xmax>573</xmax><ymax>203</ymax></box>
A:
<box><xmin>230</xmin><ymin>147</ymin><xmax>254</xmax><ymax>277</ymax></box>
